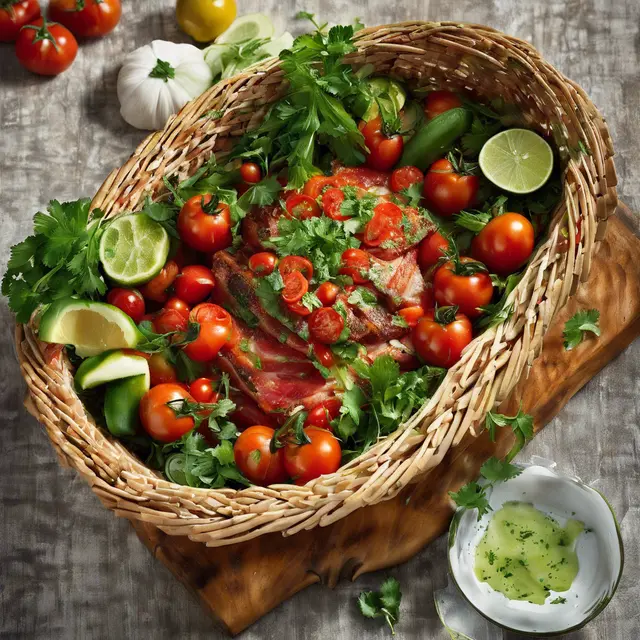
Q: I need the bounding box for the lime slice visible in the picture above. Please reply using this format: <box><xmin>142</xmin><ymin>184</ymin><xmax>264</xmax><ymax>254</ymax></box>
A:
<box><xmin>479</xmin><ymin>128</ymin><xmax>554</xmax><ymax>194</ymax></box>
<box><xmin>215</xmin><ymin>13</ymin><xmax>274</xmax><ymax>45</ymax></box>
<box><xmin>104</xmin><ymin>373</ymin><xmax>150</xmax><ymax>438</ymax></box>
<box><xmin>75</xmin><ymin>349</ymin><xmax>149</xmax><ymax>390</ymax></box>
<box><xmin>99</xmin><ymin>213</ymin><xmax>170</xmax><ymax>286</ymax></box>
<box><xmin>38</xmin><ymin>298</ymin><xmax>144</xmax><ymax>358</ymax></box>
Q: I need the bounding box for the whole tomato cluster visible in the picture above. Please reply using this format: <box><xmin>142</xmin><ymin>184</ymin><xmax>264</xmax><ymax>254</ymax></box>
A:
<box><xmin>1</xmin><ymin>0</ymin><xmax>121</xmax><ymax>76</ymax></box>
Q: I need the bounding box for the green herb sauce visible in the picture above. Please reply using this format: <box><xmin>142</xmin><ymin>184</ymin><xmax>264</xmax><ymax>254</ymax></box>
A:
<box><xmin>474</xmin><ymin>501</ymin><xmax>584</xmax><ymax>604</ymax></box>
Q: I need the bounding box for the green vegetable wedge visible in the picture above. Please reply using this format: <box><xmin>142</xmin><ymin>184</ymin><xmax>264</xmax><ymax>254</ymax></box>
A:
<box><xmin>104</xmin><ymin>372</ymin><xmax>150</xmax><ymax>438</ymax></box>
<box><xmin>74</xmin><ymin>350</ymin><xmax>149</xmax><ymax>390</ymax></box>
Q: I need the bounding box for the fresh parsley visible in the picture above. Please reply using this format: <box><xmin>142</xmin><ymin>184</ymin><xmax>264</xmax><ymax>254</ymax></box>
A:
<box><xmin>357</xmin><ymin>577</ymin><xmax>402</xmax><ymax>634</ymax></box>
<box><xmin>563</xmin><ymin>309</ymin><xmax>600</xmax><ymax>350</ymax></box>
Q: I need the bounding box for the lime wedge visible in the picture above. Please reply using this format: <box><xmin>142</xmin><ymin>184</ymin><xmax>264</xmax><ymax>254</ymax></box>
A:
<box><xmin>479</xmin><ymin>128</ymin><xmax>554</xmax><ymax>194</ymax></box>
<box><xmin>99</xmin><ymin>213</ymin><xmax>169</xmax><ymax>286</ymax></box>
<box><xmin>75</xmin><ymin>350</ymin><xmax>149</xmax><ymax>390</ymax></box>
<box><xmin>215</xmin><ymin>13</ymin><xmax>274</xmax><ymax>44</ymax></box>
<box><xmin>104</xmin><ymin>373</ymin><xmax>150</xmax><ymax>437</ymax></box>
<box><xmin>38</xmin><ymin>298</ymin><xmax>144</xmax><ymax>357</ymax></box>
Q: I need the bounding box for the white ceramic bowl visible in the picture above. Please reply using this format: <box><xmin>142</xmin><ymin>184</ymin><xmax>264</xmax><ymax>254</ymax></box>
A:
<box><xmin>448</xmin><ymin>461</ymin><xmax>624</xmax><ymax>636</ymax></box>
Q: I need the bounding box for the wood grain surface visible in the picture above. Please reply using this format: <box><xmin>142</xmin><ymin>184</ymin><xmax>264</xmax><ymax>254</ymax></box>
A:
<box><xmin>1</xmin><ymin>2</ymin><xmax>639</xmax><ymax>639</ymax></box>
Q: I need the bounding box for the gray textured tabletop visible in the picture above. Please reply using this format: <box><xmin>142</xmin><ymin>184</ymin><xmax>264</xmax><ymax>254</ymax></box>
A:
<box><xmin>1</xmin><ymin>1</ymin><xmax>638</xmax><ymax>639</ymax></box>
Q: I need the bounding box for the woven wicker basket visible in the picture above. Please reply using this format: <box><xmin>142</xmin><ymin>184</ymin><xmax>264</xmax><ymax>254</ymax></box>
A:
<box><xmin>16</xmin><ymin>21</ymin><xmax>617</xmax><ymax>547</ymax></box>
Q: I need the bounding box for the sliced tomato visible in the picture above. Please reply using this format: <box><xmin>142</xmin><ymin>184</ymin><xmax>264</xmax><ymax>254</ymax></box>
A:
<box><xmin>286</xmin><ymin>300</ymin><xmax>313</xmax><ymax>316</ymax></box>
<box><xmin>278</xmin><ymin>255</ymin><xmax>314</xmax><ymax>280</ymax></box>
<box><xmin>398</xmin><ymin>305</ymin><xmax>425</xmax><ymax>328</ymax></box>
<box><xmin>315</xmin><ymin>281</ymin><xmax>340</xmax><ymax>306</ymax></box>
<box><xmin>363</xmin><ymin>202</ymin><xmax>403</xmax><ymax>247</ymax></box>
<box><xmin>308</xmin><ymin>307</ymin><xmax>344</xmax><ymax>344</ymax></box>
<box><xmin>282</xmin><ymin>271</ymin><xmax>309</xmax><ymax>304</ymax></box>
<box><xmin>339</xmin><ymin>248</ymin><xmax>370</xmax><ymax>284</ymax></box>
<box><xmin>285</xmin><ymin>194</ymin><xmax>321</xmax><ymax>219</ymax></box>
<box><xmin>303</xmin><ymin>175</ymin><xmax>338</xmax><ymax>199</ymax></box>
<box><xmin>321</xmin><ymin>188</ymin><xmax>349</xmax><ymax>221</ymax></box>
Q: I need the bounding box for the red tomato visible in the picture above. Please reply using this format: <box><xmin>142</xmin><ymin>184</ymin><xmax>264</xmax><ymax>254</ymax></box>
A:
<box><xmin>471</xmin><ymin>213</ymin><xmax>535</xmax><ymax>276</ymax></box>
<box><xmin>303</xmin><ymin>175</ymin><xmax>338</xmax><ymax>199</ymax></box>
<box><xmin>286</xmin><ymin>300</ymin><xmax>312</xmax><ymax>316</ymax></box>
<box><xmin>433</xmin><ymin>257</ymin><xmax>494</xmax><ymax>318</ymax></box>
<box><xmin>312</xmin><ymin>343</ymin><xmax>335</xmax><ymax>369</ymax></box>
<box><xmin>282</xmin><ymin>271</ymin><xmax>309</xmax><ymax>304</ymax></box>
<box><xmin>283</xmin><ymin>427</ymin><xmax>341</xmax><ymax>485</ymax></box>
<box><xmin>174</xmin><ymin>265</ymin><xmax>215</xmax><ymax>304</ymax></box>
<box><xmin>278</xmin><ymin>255</ymin><xmax>313</xmax><ymax>280</ymax></box>
<box><xmin>248</xmin><ymin>251</ymin><xmax>277</xmax><ymax>276</ymax></box>
<box><xmin>239</xmin><ymin>161</ymin><xmax>261</xmax><ymax>184</ymax></box>
<box><xmin>183</xmin><ymin>320</ymin><xmax>232</xmax><ymax>362</ymax></box>
<box><xmin>154</xmin><ymin>308</ymin><xmax>188</xmax><ymax>334</ymax></box>
<box><xmin>424</xmin><ymin>90</ymin><xmax>462</xmax><ymax>119</ymax></box>
<box><xmin>308</xmin><ymin>307</ymin><xmax>344</xmax><ymax>345</ymax></box>
<box><xmin>412</xmin><ymin>309</ymin><xmax>473</xmax><ymax>368</ymax></box>
<box><xmin>363</xmin><ymin>202</ymin><xmax>403</xmax><ymax>247</ymax></box>
<box><xmin>398</xmin><ymin>305</ymin><xmax>425</xmax><ymax>328</ymax></box>
<box><xmin>172</xmin><ymin>243</ymin><xmax>199</xmax><ymax>268</ymax></box>
<box><xmin>418</xmin><ymin>231</ymin><xmax>450</xmax><ymax>270</ymax></box>
<box><xmin>234</xmin><ymin>425</ymin><xmax>287</xmax><ymax>485</ymax></box>
<box><xmin>321</xmin><ymin>188</ymin><xmax>349</xmax><ymax>221</ymax></box>
<box><xmin>390</xmin><ymin>166</ymin><xmax>423</xmax><ymax>193</ymax></box>
<box><xmin>147</xmin><ymin>352</ymin><xmax>178</xmax><ymax>387</ymax></box>
<box><xmin>285</xmin><ymin>194</ymin><xmax>321</xmax><ymax>220</ymax></box>
<box><xmin>361</xmin><ymin>116</ymin><xmax>404</xmax><ymax>171</ymax></box>
<box><xmin>139</xmin><ymin>260</ymin><xmax>179</xmax><ymax>303</ymax></box>
<box><xmin>48</xmin><ymin>0</ymin><xmax>121</xmax><ymax>38</ymax></box>
<box><xmin>15</xmin><ymin>18</ymin><xmax>77</xmax><ymax>76</ymax></box>
<box><xmin>189</xmin><ymin>302</ymin><xmax>233</xmax><ymax>329</ymax></box>
<box><xmin>305</xmin><ymin>397</ymin><xmax>341</xmax><ymax>430</ymax></box>
<box><xmin>423</xmin><ymin>158</ymin><xmax>479</xmax><ymax>217</ymax></box>
<box><xmin>106</xmin><ymin>288</ymin><xmax>145</xmax><ymax>324</ymax></box>
<box><xmin>189</xmin><ymin>377</ymin><xmax>215</xmax><ymax>403</ymax></box>
<box><xmin>339</xmin><ymin>248</ymin><xmax>370</xmax><ymax>284</ymax></box>
<box><xmin>0</xmin><ymin>0</ymin><xmax>40</xmax><ymax>42</ymax></box>
<box><xmin>139</xmin><ymin>383</ymin><xmax>195</xmax><ymax>443</ymax></box>
<box><xmin>164</xmin><ymin>297</ymin><xmax>191</xmax><ymax>319</ymax></box>
<box><xmin>316</xmin><ymin>281</ymin><xmax>340</xmax><ymax>306</ymax></box>
<box><xmin>177</xmin><ymin>195</ymin><xmax>232</xmax><ymax>253</ymax></box>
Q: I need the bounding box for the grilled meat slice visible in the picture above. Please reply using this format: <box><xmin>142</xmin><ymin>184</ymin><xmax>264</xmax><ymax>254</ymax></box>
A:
<box><xmin>369</xmin><ymin>248</ymin><xmax>426</xmax><ymax>309</ymax></box>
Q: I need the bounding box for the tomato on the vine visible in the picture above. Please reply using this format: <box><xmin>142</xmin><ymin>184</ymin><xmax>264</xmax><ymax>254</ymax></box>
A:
<box><xmin>285</xmin><ymin>194</ymin><xmax>321</xmax><ymax>219</ymax></box>
<box><xmin>321</xmin><ymin>188</ymin><xmax>349</xmax><ymax>221</ymax></box>
<box><xmin>418</xmin><ymin>231</ymin><xmax>450</xmax><ymax>270</ymax></box>
<box><xmin>433</xmin><ymin>257</ymin><xmax>494</xmax><ymax>318</ymax></box>
<box><xmin>281</xmin><ymin>271</ymin><xmax>308</xmax><ymax>304</ymax></box>
<box><xmin>248</xmin><ymin>252</ymin><xmax>277</xmax><ymax>276</ymax></box>
<box><xmin>305</xmin><ymin>397</ymin><xmax>341</xmax><ymax>430</ymax></box>
<box><xmin>154</xmin><ymin>307</ymin><xmax>188</xmax><ymax>334</ymax></box>
<box><xmin>139</xmin><ymin>383</ymin><xmax>194</xmax><ymax>443</ymax></box>
<box><xmin>308</xmin><ymin>307</ymin><xmax>344</xmax><ymax>345</ymax></box>
<box><xmin>234</xmin><ymin>425</ymin><xmax>287</xmax><ymax>485</ymax></box>
<box><xmin>360</xmin><ymin>115</ymin><xmax>404</xmax><ymax>171</ymax></box>
<box><xmin>278</xmin><ymin>255</ymin><xmax>313</xmax><ymax>280</ymax></box>
<box><xmin>189</xmin><ymin>377</ymin><xmax>216</xmax><ymax>403</ymax></box>
<box><xmin>177</xmin><ymin>194</ymin><xmax>232</xmax><ymax>253</ymax></box>
<box><xmin>106</xmin><ymin>288</ymin><xmax>145</xmax><ymax>324</ymax></box>
<box><xmin>15</xmin><ymin>18</ymin><xmax>77</xmax><ymax>76</ymax></box>
<box><xmin>174</xmin><ymin>265</ymin><xmax>215</xmax><ymax>304</ymax></box>
<box><xmin>390</xmin><ymin>166</ymin><xmax>423</xmax><ymax>193</ymax></box>
<box><xmin>315</xmin><ymin>281</ymin><xmax>340</xmax><ymax>307</ymax></box>
<box><xmin>139</xmin><ymin>260</ymin><xmax>179</xmax><ymax>303</ymax></box>
<box><xmin>239</xmin><ymin>162</ymin><xmax>261</xmax><ymax>184</ymax></box>
<box><xmin>48</xmin><ymin>0</ymin><xmax>121</xmax><ymax>38</ymax></box>
<box><xmin>0</xmin><ymin>0</ymin><xmax>40</xmax><ymax>42</ymax></box>
<box><xmin>471</xmin><ymin>213</ymin><xmax>535</xmax><ymax>276</ymax></box>
<box><xmin>412</xmin><ymin>307</ymin><xmax>472</xmax><ymax>368</ymax></box>
<box><xmin>423</xmin><ymin>158</ymin><xmax>479</xmax><ymax>217</ymax></box>
<box><xmin>424</xmin><ymin>90</ymin><xmax>462</xmax><ymax>120</ymax></box>
<box><xmin>339</xmin><ymin>248</ymin><xmax>370</xmax><ymax>284</ymax></box>
<box><xmin>283</xmin><ymin>427</ymin><xmax>341</xmax><ymax>485</ymax></box>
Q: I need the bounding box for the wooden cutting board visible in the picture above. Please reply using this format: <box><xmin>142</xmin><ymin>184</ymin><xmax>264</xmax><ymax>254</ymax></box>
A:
<box><xmin>130</xmin><ymin>207</ymin><xmax>640</xmax><ymax>637</ymax></box>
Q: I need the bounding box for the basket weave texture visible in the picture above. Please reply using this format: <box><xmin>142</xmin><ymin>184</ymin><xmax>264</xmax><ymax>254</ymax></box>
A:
<box><xmin>16</xmin><ymin>22</ymin><xmax>617</xmax><ymax>547</ymax></box>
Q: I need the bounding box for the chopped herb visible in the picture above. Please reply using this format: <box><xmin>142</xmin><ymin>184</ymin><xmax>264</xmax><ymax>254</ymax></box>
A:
<box><xmin>563</xmin><ymin>309</ymin><xmax>600</xmax><ymax>350</ymax></box>
<box><xmin>357</xmin><ymin>577</ymin><xmax>402</xmax><ymax>634</ymax></box>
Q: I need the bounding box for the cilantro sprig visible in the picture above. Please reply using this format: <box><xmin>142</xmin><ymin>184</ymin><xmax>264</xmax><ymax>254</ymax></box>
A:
<box><xmin>563</xmin><ymin>309</ymin><xmax>600</xmax><ymax>350</ymax></box>
<box><xmin>358</xmin><ymin>577</ymin><xmax>402</xmax><ymax>635</ymax></box>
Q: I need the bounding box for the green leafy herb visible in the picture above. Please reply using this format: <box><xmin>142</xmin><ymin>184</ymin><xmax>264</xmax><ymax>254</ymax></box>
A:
<box><xmin>485</xmin><ymin>407</ymin><xmax>534</xmax><ymax>459</ymax></box>
<box><xmin>449</xmin><ymin>482</ymin><xmax>491</xmax><ymax>519</ymax></box>
<box><xmin>476</xmin><ymin>273</ymin><xmax>522</xmax><ymax>330</ymax></box>
<box><xmin>550</xmin><ymin>596</ymin><xmax>567</xmax><ymax>604</ymax></box>
<box><xmin>301</xmin><ymin>291</ymin><xmax>323</xmax><ymax>312</ymax></box>
<box><xmin>347</xmin><ymin>286</ymin><xmax>378</xmax><ymax>308</ymax></box>
<box><xmin>479</xmin><ymin>456</ymin><xmax>522</xmax><ymax>483</ymax></box>
<box><xmin>563</xmin><ymin>309</ymin><xmax>600</xmax><ymax>350</ymax></box>
<box><xmin>357</xmin><ymin>577</ymin><xmax>402</xmax><ymax>634</ymax></box>
<box><xmin>399</xmin><ymin>182</ymin><xmax>423</xmax><ymax>207</ymax></box>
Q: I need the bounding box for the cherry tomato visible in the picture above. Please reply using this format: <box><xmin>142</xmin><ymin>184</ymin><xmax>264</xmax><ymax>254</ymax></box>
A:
<box><xmin>248</xmin><ymin>251</ymin><xmax>278</xmax><ymax>276</ymax></box>
<box><xmin>316</xmin><ymin>281</ymin><xmax>340</xmax><ymax>307</ymax></box>
<box><xmin>363</xmin><ymin>202</ymin><xmax>403</xmax><ymax>247</ymax></box>
<box><xmin>286</xmin><ymin>300</ymin><xmax>313</xmax><ymax>316</ymax></box>
<box><xmin>177</xmin><ymin>194</ymin><xmax>232</xmax><ymax>253</ymax></box>
<box><xmin>234</xmin><ymin>425</ymin><xmax>287</xmax><ymax>486</ymax></box>
<box><xmin>433</xmin><ymin>257</ymin><xmax>494</xmax><ymax>318</ymax></box>
<box><xmin>174</xmin><ymin>265</ymin><xmax>215</xmax><ymax>305</ymax></box>
<box><xmin>285</xmin><ymin>194</ymin><xmax>321</xmax><ymax>220</ymax></box>
<box><xmin>239</xmin><ymin>161</ymin><xmax>262</xmax><ymax>184</ymax></box>
<box><xmin>390</xmin><ymin>166</ymin><xmax>423</xmax><ymax>193</ymax></box>
<box><xmin>106</xmin><ymin>288</ymin><xmax>145</xmax><ymax>324</ymax></box>
<box><xmin>423</xmin><ymin>158</ymin><xmax>479</xmax><ymax>217</ymax></box>
<box><xmin>147</xmin><ymin>352</ymin><xmax>178</xmax><ymax>387</ymax></box>
<box><xmin>308</xmin><ymin>307</ymin><xmax>344</xmax><ymax>345</ymax></box>
<box><xmin>164</xmin><ymin>297</ymin><xmax>191</xmax><ymax>319</ymax></box>
<box><xmin>189</xmin><ymin>302</ymin><xmax>233</xmax><ymax>329</ymax></box>
<box><xmin>172</xmin><ymin>243</ymin><xmax>199</xmax><ymax>269</ymax></box>
<box><xmin>418</xmin><ymin>231</ymin><xmax>450</xmax><ymax>270</ymax></box>
<box><xmin>361</xmin><ymin>116</ymin><xmax>404</xmax><ymax>171</ymax></box>
<box><xmin>183</xmin><ymin>320</ymin><xmax>232</xmax><ymax>362</ymax></box>
<box><xmin>471</xmin><ymin>213</ymin><xmax>535</xmax><ymax>276</ymax></box>
<box><xmin>189</xmin><ymin>377</ymin><xmax>215</xmax><ymax>403</ymax></box>
<box><xmin>305</xmin><ymin>398</ymin><xmax>341</xmax><ymax>430</ymax></box>
<box><xmin>321</xmin><ymin>188</ymin><xmax>349</xmax><ymax>221</ymax></box>
<box><xmin>282</xmin><ymin>271</ymin><xmax>309</xmax><ymax>304</ymax></box>
<box><xmin>48</xmin><ymin>0</ymin><xmax>121</xmax><ymax>38</ymax></box>
<box><xmin>278</xmin><ymin>255</ymin><xmax>314</xmax><ymax>280</ymax></box>
<box><xmin>312</xmin><ymin>343</ymin><xmax>335</xmax><ymax>369</ymax></box>
<box><xmin>424</xmin><ymin>90</ymin><xmax>462</xmax><ymax>119</ymax></box>
<box><xmin>0</xmin><ymin>0</ymin><xmax>40</xmax><ymax>42</ymax></box>
<box><xmin>153</xmin><ymin>308</ymin><xmax>188</xmax><ymax>334</ymax></box>
<box><xmin>398</xmin><ymin>305</ymin><xmax>425</xmax><ymax>328</ymax></box>
<box><xmin>139</xmin><ymin>383</ymin><xmax>195</xmax><ymax>443</ymax></box>
<box><xmin>412</xmin><ymin>309</ymin><xmax>473</xmax><ymax>368</ymax></box>
<box><xmin>283</xmin><ymin>427</ymin><xmax>342</xmax><ymax>485</ymax></box>
<box><xmin>139</xmin><ymin>260</ymin><xmax>179</xmax><ymax>304</ymax></box>
<box><xmin>340</xmin><ymin>248</ymin><xmax>370</xmax><ymax>284</ymax></box>
<box><xmin>303</xmin><ymin>175</ymin><xmax>338</xmax><ymax>199</ymax></box>
<box><xmin>15</xmin><ymin>18</ymin><xmax>77</xmax><ymax>76</ymax></box>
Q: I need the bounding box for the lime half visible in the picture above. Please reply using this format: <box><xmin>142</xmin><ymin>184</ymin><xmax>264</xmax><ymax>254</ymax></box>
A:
<box><xmin>479</xmin><ymin>128</ymin><xmax>554</xmax><ymax>194</ymax></box>
<box><xmin>99</xmin><ymin>213</ymin><xmax>169</xmax><ymax>286</ymax></box>
<box><xmin>75</xmin><ymin>350</ymin><xmax>149</xmax><ymax>390</ymax></box>
<box><xmin>39</xmin><ymin>298</ymin><xmax>143</xmax><ymax>357</ymax></box>
<box><xmin>215</xmin><ymin>14</ymin><xmax>274</xmax><ymax>45</ymax></box>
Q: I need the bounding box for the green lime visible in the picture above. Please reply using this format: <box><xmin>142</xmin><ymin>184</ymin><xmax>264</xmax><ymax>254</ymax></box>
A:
<box><xmin>164</xmin><ymin>453</ymin><xmax>188</xmax><ymax>484</ymax></box>
<box><xmin>99</xmin><ymin>213</ymin><xmax>170</xmax><ymax>286</ymax></box>
<box><xmin>38</xmin><ymin>298</ymin><xmax>144</xmax><ymax>358</ymax></box>
<box><xmin>75</xmin><ymin>349</ymin><xmax>149</xmax><ymax>390</ymax></box>
<box><xmin>215</xmin><ymin>13</ymin><xmax>274</xmax><ymax>45</ymax></box>
<box><xmin>104</xmin><ymin>372</ymin><xmax>150</xmax><ymax>438</ymax></box>
<box><xmin>479</xmin><ymin>128</ymin><xmax>554</xmax><ymax>194</ymax></box>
